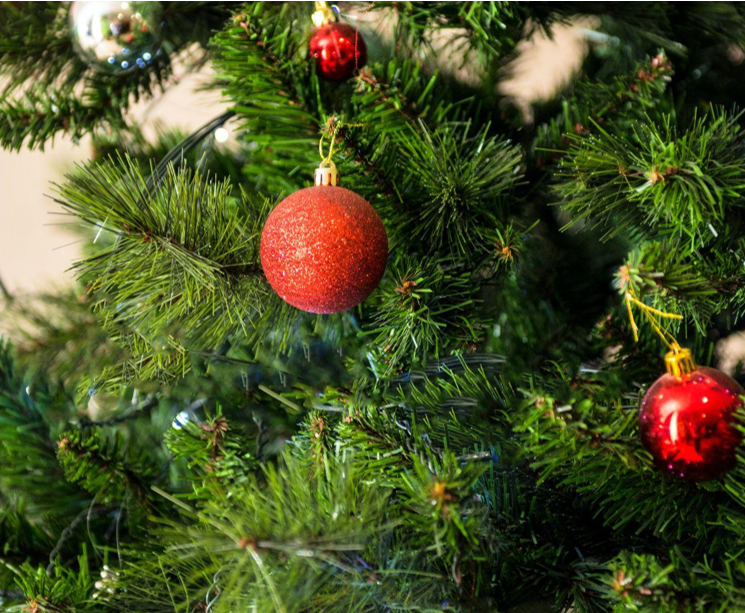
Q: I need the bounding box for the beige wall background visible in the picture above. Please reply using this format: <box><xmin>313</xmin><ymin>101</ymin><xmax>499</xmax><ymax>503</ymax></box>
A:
<box><xmin>0</xmin><ymin>68</ymin><xmax>227</xmax><ymax>295</ymax></box>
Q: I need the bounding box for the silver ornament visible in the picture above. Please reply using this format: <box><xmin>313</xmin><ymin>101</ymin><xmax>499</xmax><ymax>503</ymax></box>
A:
<box><xmin>86</xmin><ymin>388</ymin><xmax>119</xmax><ymax>421</ymax></box>
<box><xmin>69</xmin><ymin>1</ymin><xmax>163</xmax><ymax>73</ymax></box>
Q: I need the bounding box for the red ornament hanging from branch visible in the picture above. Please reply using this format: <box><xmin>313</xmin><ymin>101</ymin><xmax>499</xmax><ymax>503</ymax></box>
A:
<box><xmin>621</xmin><ymin>269</ymin><xmax>743</xmax><ymax>481</ymax></box>
<box><xmin>309</xmin><ymin>1</ymin><xmax>367</xmax><ymax>82</ymax></box>
<box><xmin>639</xmin><ymin>346</ymin><xmax>743</xmax><ymax>481</ymax></box>
<box><xmin>260</xmin><ymin>124</ymin><xmax>388</xmax><ymax>314</ymax></box>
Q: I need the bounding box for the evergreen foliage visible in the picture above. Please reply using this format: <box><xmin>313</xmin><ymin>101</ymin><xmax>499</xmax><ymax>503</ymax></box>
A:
<box><xmin>3</xmin><ymin>2</ymin><xmax>745</xmax><ymax>612</ymax></box>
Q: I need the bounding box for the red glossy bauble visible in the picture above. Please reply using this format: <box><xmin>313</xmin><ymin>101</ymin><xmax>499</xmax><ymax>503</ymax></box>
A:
<box><xmin>309</xmin><ymin>22</ymin><xmax>367</xmax><ymax>82</ymax></box>
<box><xmin>639</xmin><ymin>366</ymin><xmax>743</xmax><ymax>481</ymax></box>
<box><xmin>260</xmin><ymin>185</ymin><xmax>388</xmax><ymax>313</ymax></box>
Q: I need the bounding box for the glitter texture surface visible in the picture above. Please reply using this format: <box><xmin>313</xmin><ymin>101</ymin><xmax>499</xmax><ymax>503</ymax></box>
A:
<box><xmin>260</xmin><ymin>185</ymin><xmax>388</xmax><ymax>313</ymax></box>
<box><xmin>309</xmin><ymin>23</ymin><xmax>367</xmax><ymax>82</ymax></box>
<box><xmin>639</xmin><ymin>366</ymin><xmax>743</xmax><ymax>481</ymax></box>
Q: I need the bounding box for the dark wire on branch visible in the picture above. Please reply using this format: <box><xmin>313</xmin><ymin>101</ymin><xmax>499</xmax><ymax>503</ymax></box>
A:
<box><xmin>140</xmin><ymin>109</ymin><xmax>237</xmax><ymax>208</ymax></box>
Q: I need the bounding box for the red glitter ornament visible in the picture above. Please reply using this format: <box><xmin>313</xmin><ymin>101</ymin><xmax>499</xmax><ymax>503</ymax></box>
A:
<box><xmin>639</xmin><ymin>347</ymin><xmax>743</xmax><ymax>481</ymax></box>
<box><xmin>260</xmin><ymin>163</ymin><xmax>388</xmax><ymax>314</ymax></box>
<box><xmin>309</xmin><ymin>22</ymin><xmax>367</xmax><ymax>82</ymax></box>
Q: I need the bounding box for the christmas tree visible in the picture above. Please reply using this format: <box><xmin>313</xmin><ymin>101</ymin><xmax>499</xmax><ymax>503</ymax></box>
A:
<box><xmin>4</xmin><ymin>1</ymin><xmax>745</xmax><ymax>611</ymax></box>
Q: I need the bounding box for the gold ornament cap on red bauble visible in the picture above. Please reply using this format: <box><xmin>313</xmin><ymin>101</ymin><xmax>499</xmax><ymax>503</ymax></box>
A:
<box><xmin>260</xmin><ymin>162</ymin><xmax>388</xmax><ymax>314</ymax></box>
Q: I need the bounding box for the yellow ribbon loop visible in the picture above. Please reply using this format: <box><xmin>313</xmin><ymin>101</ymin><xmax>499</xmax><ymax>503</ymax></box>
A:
<box><xmin>318</xmin><ymin>122</ymin><xmax>340</xmax><ymax>167</ymax></box>
<box><xmin>318</xmin><ymin>118</ymin><xmax>365</xmax><ymax>167</ymax></box>
<box><xmin>622</xmin><ymin>276</ymin><xmax>683</xmax><ymax>351</ymax></box>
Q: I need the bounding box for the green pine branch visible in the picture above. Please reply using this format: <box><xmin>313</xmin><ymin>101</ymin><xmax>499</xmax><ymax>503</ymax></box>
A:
<box><xmin>11</xmin><ymin>550</ymin><xmax>95</xmax><ymax>613</ymax></box>
<box><xmin>213</xmin><ymin>2</ymin><xmax>321</xmax><ymax>195</ymax></box>
<box><xmin>54</xmin><ymin>156</ymin><xmax>297</xmax><ymax>387</ymax></box>
<box><xmin>0</xmin><ymin>342</ymin><xmax>87</xmax><ymax>520</ymax></box>
<box><xmin>374</xmin><ymin>1</ymin><xmax>523</xmax><ymax>68</ymax></box>
<box><xmin>534</xmin><ymin>52</ymin><xmax>674</xmax><ymax>163</ymax></box>
<box><xmin>107</xmin><ymin>452</ymin><xmax>454</xmax><ymax>613</ymax></box>
<box><xmin>555</xmin><ymin>109</ymin><xmax>745</xmax><ymax>245</ymax></box>
<box><xmin>365</xmin><ymin>256</ymin><xmax>483</xmax><ymax>374</ymax></box>
<box><xmin>56</xmin><ymin>427</ymin><xmax>160</xmax><ymax>517</ymax></box>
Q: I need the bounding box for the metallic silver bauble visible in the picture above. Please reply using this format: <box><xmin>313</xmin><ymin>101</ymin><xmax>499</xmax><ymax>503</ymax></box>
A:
<box><xmin>86</xmin><ymin>390</ymin><xmax>119</xmax><ymax>421</ymax></box>
<box><xmin>70</xmin><ymin>1</ymin><xmax>163</xmax><ymax>73</ymax></box>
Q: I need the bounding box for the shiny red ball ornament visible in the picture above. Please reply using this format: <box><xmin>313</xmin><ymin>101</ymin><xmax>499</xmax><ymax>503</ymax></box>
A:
<box><xmin>639</xmin><ymin>348</ymin><xmax>743</xmax><ymax>481</ymax></box>
<box><xmin>309</xmin><ymin>22</ymin><xmax>367</xmax><ymax>82</ymax></box>
<box><xmin>260</xmin><ymin>164</ymin><xmax>388</xmax><ymax>314</ymax></box>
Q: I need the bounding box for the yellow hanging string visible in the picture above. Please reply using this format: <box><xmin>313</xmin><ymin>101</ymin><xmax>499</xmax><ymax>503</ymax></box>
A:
<box><xmin>318</xmin><ymin>122</ymin><xmax>340</xmax><ymax>168</ymax></box>
<box><xmin>318</xmin><ymin>118</ymin><xmax>365</xmax><ymax>167</ymax></box>
<box><xmin>620</xmin><ymin>266</ymin><xmax>683</xmax><ymax>352</ymax></box>
<box><xmin>314</xmin><ymin>119</ymin><xmax>364</xmax><ymax>186</ymax></box>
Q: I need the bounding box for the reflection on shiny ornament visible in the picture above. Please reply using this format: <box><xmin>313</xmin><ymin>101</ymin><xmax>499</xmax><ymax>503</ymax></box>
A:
<box><xmin>86</xmin><ymin>390</ymin><xmax>119</xmax><ymax>421</ymax></box>
<box><xmin>70</xmin><ymin>1</ymin><xmax>163</xmax><ymax>74</ymax></box>
<box><xmin>309</xmin><ymin>22</ymin><xmax>367</xmax><ymax>82</ymax></box>
<box><xmin>172</xmin><ymin>410</ymin><xmax>190</xmax><ymax>430</ymax></box>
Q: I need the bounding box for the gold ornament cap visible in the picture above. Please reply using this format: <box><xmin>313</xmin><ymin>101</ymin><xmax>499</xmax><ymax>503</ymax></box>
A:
<box><xmin>315</xmin><ymin>161</ymin><xmax>339</xmax><ymax>186</ymax></box>
<box><xmin>664</xmin><ymin>345</ymin><xmax>696</xmax><ymax>377</ymax></box>
<box><xmin>312</xmin><ymin>1</ymin><xmax>337</xmax><ymax>27</ymax></box>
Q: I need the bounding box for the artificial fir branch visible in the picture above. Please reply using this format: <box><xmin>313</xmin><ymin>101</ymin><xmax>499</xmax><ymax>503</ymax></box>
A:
<box><xmin>399</xmin><ymin>451</ymin><xmax>494</xmax><ymax>575</ymax></box>
<box><xmin>166</xmin><ymin>409</ymin><xmax>261</xmax><ymax>499</ymax></box>
<box><xmin>365</xmin><ymin>256</ymin><xmax>482</xmax><ymax>374</ymax></box>
<box><xmin>398</xmin><ymin>122</ymin><xmax>522</xmax><ymax>258</ymax></box>
<box><xmin>54</xmin><ymin>156</ymin><xmax>301</xmax><ymax>388</ymax></box>
<box><xmin>5</xmin><ymin>2</ymin><xmax>745</xmax><ymax>611</ymax></box>
<box><xmin>213</xmin><ymin>2</ymin><xmax>321</xmax><ymax>195</ymax></box>
<box><xmin>0</xmin><ymin>342</ymin><xmax>87</xmax><ymax>520</ymax></box>
<box><xmin>12</xmin><ymin>551</ymin><xmax>96</xmax><ymax>613</ymax></box>
<box><xmin>534</xmin><ymin>52</ymin><xmax>674</xmax><ymax>164</ymax></box>
<box><xmin>555</xmin><ymin>109</ymin><xmax>745</xmax><ymax>245</ymax></box>
<box><xmin>375</xmin><ymin>1</ymin><xmax>523</xmax><ymax>68</ymax></box>
<box><xmin>2</xmin><ymin>288</ymin><xmax>121</xmax><ymax>390</ymax></box>
<box><xmin>106</xmin><ymin>452</ymin><xmax>446</xmax><ymax>613</ymax></box>
<box><xmin>56</xmin><ymin>428</ymin><xmax>160</xmax><ymax>516</ymax></box>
